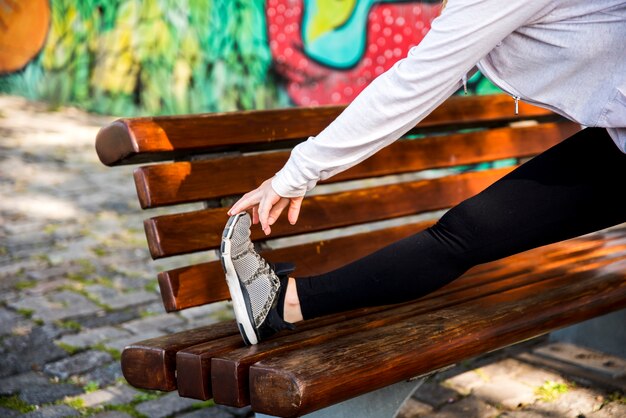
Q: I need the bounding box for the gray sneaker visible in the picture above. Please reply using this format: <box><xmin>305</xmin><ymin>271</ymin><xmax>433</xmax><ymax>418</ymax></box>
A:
<box><xmin>220</xmin><ymin>212</ymin><xmax>295</xmax><ymax>345</ymax></box>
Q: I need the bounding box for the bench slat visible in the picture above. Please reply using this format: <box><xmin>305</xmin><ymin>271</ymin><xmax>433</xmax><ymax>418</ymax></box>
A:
<box><xmin>159</xmin><ymin>226</ymin><xmax>614</xmax><ymax>312</ymax></box>
<box><xmin>204</xmin><ymin>232</ymin><xmax>626</xmax><ymax>406</ymax></box>
<box><xmin>120</xmin><ymin>321</ymin><xmax>238</xmax><ymax>391</ymax></box>
<box><xmin>95</xmin><ymin>95</ymin><xmax>557</xmax><ymax>166</ymax></box>
<box><xmin>248</xmin><ymin>257</ymin><xmax>626</xmax><ymax>417</ymax></box>
<box><xmin>145</xmin><ymin>167</ymin><xmax>514</xmax><ymax>259</ymax></box>
<box><xmin>157</xmin><ymin>221</ymin><xmax>435</xmax><ymax>312</ymax></box>
<box><xmin>133</xmin><ymin>122</ymin><xmax>579</xmax><ymax>208</ymax></box>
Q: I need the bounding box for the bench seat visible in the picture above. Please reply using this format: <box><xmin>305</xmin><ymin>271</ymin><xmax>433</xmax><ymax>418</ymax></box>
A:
<box><xmin>95</xmin><ymin>94</ymin><xmax>626</xmax><ymax>417</ymax></box>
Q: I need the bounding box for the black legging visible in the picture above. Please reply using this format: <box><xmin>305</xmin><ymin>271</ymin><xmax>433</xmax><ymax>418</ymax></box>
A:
<box><xmin>295</xmin><ymin>128</ymin><xmax>626</xmax><ymax>319</ymax></box>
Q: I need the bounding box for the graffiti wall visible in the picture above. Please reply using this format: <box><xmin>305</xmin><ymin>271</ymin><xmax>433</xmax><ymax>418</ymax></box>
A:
<box><xmin>0</xmin><ymin>0</ymin><xmax>498</xmax><ymax>116</ymax></box>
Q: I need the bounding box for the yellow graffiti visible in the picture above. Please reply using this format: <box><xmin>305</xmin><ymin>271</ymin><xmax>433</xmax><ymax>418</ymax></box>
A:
<box><xmin>307</xmin><ymin>0</ymin><xmax>358</xmax><ymax>43</ymax></box>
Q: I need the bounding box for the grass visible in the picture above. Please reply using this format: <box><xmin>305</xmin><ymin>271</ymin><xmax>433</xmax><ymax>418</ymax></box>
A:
<box><xmin>56</xmin><ymin>342</ymin><xmax>82</xmax><ymax>355</ymax></box>
<box><xmin>16</xmin><ymin>308</ymin><xmax>34</xmax><ymax>318</ymax></box>
<box><xmin>0</xmin><ymin>395</ymin><xmax>36</xmax><ymax>413</ymax></box>
<box><xmin>56</xmin><ymin>319</ymin><xmax>82</xmax><ymax>332</ymax></box>
<box><xmin>92</xmin><ymin>343</ymin><xmax>121</xmax><ymax>361</ymax></box>
<box><xmin>144</xmin><ymin>282</ymin><xmax>159</xmax><ymax>293</ymax></box>
<box><xmin>535</xmin><ymin>380</ymin><xmax>570</xmax><ymax>402</ymax></box>
<box><xmin>14</xmin><ymin>280</ymin><xmax>37</xmax><ymax>290</ymax></box>
<box><xmin>83</xmin><ymin>381</ymin><xmax>100</xmax><ymax>393</ymax></box>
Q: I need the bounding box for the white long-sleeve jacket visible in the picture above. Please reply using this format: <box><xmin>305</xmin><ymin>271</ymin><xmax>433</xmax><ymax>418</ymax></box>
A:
<box><xmin>272</xmin><ymin>0</ymin><xmax>626</xmax><ymax>198</ymax></box>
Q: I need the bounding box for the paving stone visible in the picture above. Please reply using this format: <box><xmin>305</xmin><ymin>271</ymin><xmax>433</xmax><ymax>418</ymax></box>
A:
<box><xmin>19</xmin><ymin>382</ymin><xmax>83</xmax><ymax>405</ymax></box>
<box><xmin>443</xmin><ymin>369</ymin><xmax>487</xmax><ymax>397</ymax></box>
<box><xmin>0</xmin><ymin>260</ymin><xmax>42</xmax><ymax>278</ymax></box>
<box><xmin>496</xmin><ymin>411</ymin><xmax>547</xmax><ymax>418</ymax></box>
<box><xmin>0</xmin><ymin>371</ymin><xmax>50</xmax><ymax>395</ymax></box>
<box><xmin>479</xmin><ymin>358</ymin><xmax>563</xmax><ymax>388</ymax></box>
<box><xmin>216</xmin><ymin>405</ymin><xmax>254</xmax><ymax>418</ymax></box>
<box><xmin>178</xmin><ymin>302</ymin><xmax>230</xmax><ymax>321</ymax></box>
<box><xmin>0</xmin><ymin>407</ymin><xmax>21</xmax><ymax>418</ymax></box>
<box><xmin>163</xmin><ymin>317</ymin><xmax>222</xmax><ymax>334</ymax></box>
<box><xmin>23</xmin><ymin>278</ymin><xmax>74</xmax><ymax>296</ymax></box>
<box><xmin>0</xmin><ymin>326</ymin><xmax>68</xmax><ymax>377</ymax></box>
<box><xmin>57</xmin><ymin>326</ymin><xmax>131</xmax><ymax>349</ymax></box>
<box><xmin>70</xmin><ymin>383</ymin><xmax>142</xmax><ymax>407</ymax></box>
<box><xmin>25</xmin><ymin>266</ymin><xmax>69</xmax><ymax>282</ymax></box>
<box><xmin>0</xmin><ymin>307</ymin><xmax>33</xmax><ymax>336</ymax></box>
<box><xmin>397</xmin><ymin>397</ymin><xmax>434</xmax><ymax>418</ymax></box>
<box><xmin>121</xmin><ymin>314</ymin><xmax>185</xmax><ymax>335</ymax></box>
<box><xmin>413</xmin><ymin>381</ymin><xmax>462</xmax><ymax>408</ymax></box>
<box><xmin>78</xmin><ymin>362</ymin><xmax>123</xmax><ymax>388</ymax></box>
<box><xmin>84</xmin><ymin>284</ymin><xmax>157</xmax><ymax>310</ymax></box>
<box><xmin>8</xmin><ymin>291</ymin><xmax>102</xmax><ymax>322</ymax></box>
<box><xmin>423</xmin><ymin>396</ymin><xmax>497</xmax><ymax>418</ymax></box>
<box><xmin>472</xmin><ymin>377</ymin><xmax>537</xmax><ymax>409</ymax></box>
<box><xmin>589</xmin><ymin>402</ymin><xmax>626</xmax><ymax>418</ymax></box>
<box><xmin>0</xmin><ymin>289</ymin><xmax>18</xmax><ymax>303</ymax></box>
<box><xmin>531</xmin><ymin>388</ymin><xmax>604</xmax><ymax>417</ymax></box>
<box><xmin>91</xmin><ymin>412</ymin><xmax>134</xmax><ymax>418</ymax></box>
<box><xmin>103</xmin><ymin>329</ymin><xmax>165</xmax><ymax>352</ymax></box>
<box><xmin>22</xmin><ymin>405</ymin><xmax>80</xmax><ymax>418</ymax></box>
<box><xmin>44</xmin><ymin>350</ymin><xmax>112</xmax><ymax>380</ymax></box>
<box><xmin>3</xmin><ymin>220</ymin><xmax>49</xmax><ymax>235</ymax></box>
<box><xmin>75</xmin><ymin>309</ymin><xmax>140</xmax><ymax>329</ymax></box>
<box><xmin>135</xmin><ymin>391</ymin><xmax>198</xmax><ymax>418</ymax></box>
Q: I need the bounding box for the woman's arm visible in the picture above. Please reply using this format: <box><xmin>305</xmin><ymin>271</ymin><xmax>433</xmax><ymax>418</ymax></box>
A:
<box><xmin>230</xmin><ymin>0</ymin><xmax>553</xmax><ymax>234</ymax></box>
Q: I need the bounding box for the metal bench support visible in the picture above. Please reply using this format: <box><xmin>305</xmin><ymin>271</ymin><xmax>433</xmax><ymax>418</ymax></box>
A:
<box><xmin>550</xmin><ymin>308</ymin><xmax>626</xmax><ymax>358</ymax></box>
<box><xmin>256</xmin><ymin>377</ymin><xmax>425</xmax><ymax>418</ymax></box>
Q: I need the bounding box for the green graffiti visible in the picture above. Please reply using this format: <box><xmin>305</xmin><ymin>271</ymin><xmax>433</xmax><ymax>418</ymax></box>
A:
<box><xmin>0</xmin><ymin>0</ymin><xmax>289</xmax><ymax>115</ymax></box>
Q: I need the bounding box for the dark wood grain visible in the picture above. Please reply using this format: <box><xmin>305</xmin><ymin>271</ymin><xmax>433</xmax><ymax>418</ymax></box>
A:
<box><xmin>144</xmin><ymin>167</ymin><xmax>514</xmax><ymax>259</ymax></box>
<box><xmin>95</xmin><ymin>94</ymin><xmax>558</xmax><ymax>166</ymax></box>
<box><xmin>120</xmin><ymin>321</ymin><xmax>238</xmax><ymax>391</ymax></box>
<box><xmin>248</xmin><ymin>258</ymin><xmax>626</xmax><ymax>417</ymax></box>
<box><xmin>133</xmin><ymin>122</ymin><xmax>579</xmax><ymax>208</ymax></box>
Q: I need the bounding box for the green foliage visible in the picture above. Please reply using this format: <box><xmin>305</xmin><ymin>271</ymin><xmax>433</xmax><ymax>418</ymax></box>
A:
<box><xmin>535</xmin><ymin>380</ymin><xmax>570</xmax><ymax>402</ymax></box>
<box><xmin>93</xmin><ymin>343</ymin><xmax>122</xmax><ymax>360</ymax></box>
<box><xmin>1</xmin><ymin>0</ymin><xmax>289</xmax><ymax>115</ymax></box>
<box><xmin>57</xmin><ymin>341</ymin><xmax>82</xmax><ymax>355</ymax></box>
<box><xmin>83</xmin><ymin>380</ymin><xmax>100</xmax><ymax>393</ymax></box>
<box><xmin>16</xmin><ymin>308</ymin><xmax>34</xmax><ymax>318</ymax></box>
<box><xmin>0</xmin><ymin>395</ymin><xmax>36</xmax><ymax>413</ymax></box>
<box><xmin>56</xmin><ymin>319</ymin><xmax>83</xmax><ymax>332</ymax></box>
<box><xmin>14</xmin><ymin>280</ymin><xmax>37</xmax><ymax>290</ymax></box>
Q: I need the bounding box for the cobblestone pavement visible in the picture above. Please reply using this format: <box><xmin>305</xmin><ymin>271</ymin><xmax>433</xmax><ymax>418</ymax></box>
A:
<box><xmin>1</xmin><ymin>95</ymin><xmax>624</xmax><ymax>418</ymax></box>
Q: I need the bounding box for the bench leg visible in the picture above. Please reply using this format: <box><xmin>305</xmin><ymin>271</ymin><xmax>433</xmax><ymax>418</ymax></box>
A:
<box><xmin>255</xmin><ymin>377</ymin><xmax>425</xmax><ymax>418</ymax></box>
<box><xmin>550</xmin><ymin>308</ymin><xmax>626</xmax><ymax>358</ymax></box>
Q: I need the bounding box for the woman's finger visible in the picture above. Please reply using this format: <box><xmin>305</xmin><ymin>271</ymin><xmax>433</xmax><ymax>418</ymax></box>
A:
<box><xmin>257</xmin><ymin>195</ymin><xmax>273</xmax><ymax>235</ymax></box>
<box><xmin>268</xmin><ymin>198</ymin><xmax>289</xmax><ymax>226</ymax></box>
<box><xmin>251</xmin><ymin>205</ymin><xmax>260</xmax><ymax>225</ymax></box>
<box><xmin>288</xmin><ymin>196</ymin><xmax>304</xmax><ymax>225</ymax></box>
<box><xmin>228</xmin><ymin>190</ymin><xmax>259</xmax><ymax>215</ymax></box>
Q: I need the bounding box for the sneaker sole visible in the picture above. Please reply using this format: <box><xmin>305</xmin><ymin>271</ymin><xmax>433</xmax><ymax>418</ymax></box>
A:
<box><xmin>220</xmin><ymin>213</ymin><xmax>259</xmax><ymax>346</ymax></box>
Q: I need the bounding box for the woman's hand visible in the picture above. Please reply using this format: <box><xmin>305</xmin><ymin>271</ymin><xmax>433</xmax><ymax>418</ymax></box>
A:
<box><xmin>228</xmin><ymin>178</ymin><xmax>304</xmax><ymax>235</ymax></box>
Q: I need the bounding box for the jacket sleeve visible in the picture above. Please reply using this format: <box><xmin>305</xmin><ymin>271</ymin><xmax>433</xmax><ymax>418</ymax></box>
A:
<box><xmin>272</xmin><ymin>0</ymin><xmax>553</xmax><ymax>197</ymax></box>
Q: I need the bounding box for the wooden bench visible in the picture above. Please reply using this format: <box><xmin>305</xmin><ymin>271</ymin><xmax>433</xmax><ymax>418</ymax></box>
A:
<box><xmin>95</xmin><ymin>94</ymin><xmax>626</xmax><ymax>418</ymax></box>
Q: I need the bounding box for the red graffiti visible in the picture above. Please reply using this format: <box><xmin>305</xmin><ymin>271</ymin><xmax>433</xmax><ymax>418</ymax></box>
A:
<box><xmin>266</xmin><ymin>1</ymin><xmax>441</xmax><ymax>106</ymax></box>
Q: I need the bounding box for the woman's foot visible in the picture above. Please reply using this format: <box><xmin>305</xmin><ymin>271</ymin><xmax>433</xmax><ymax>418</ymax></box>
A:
<box><xmin>220</xmin><ymin>212</ymin><xmax>296</xmax><ymax>345</ymax></box>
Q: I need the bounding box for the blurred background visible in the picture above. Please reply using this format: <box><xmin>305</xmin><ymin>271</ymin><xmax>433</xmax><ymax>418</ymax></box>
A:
<box><xmin>0</xmin><ymin>0</ymin><xmax>499</xmax><ymax>116</ymax></box>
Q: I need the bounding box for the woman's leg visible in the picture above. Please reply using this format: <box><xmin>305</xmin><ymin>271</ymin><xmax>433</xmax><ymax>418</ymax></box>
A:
<box><xmin>289</xmin><ymin>128</ymin><xmax>626</xmax><ymax>320</ymax></box>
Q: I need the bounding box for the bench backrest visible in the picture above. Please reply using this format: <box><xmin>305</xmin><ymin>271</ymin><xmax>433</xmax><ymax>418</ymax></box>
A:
<box><xmin>95</xmin><ymin>94</ymin><xmax>580</xmax><ymax>314</ymax></box>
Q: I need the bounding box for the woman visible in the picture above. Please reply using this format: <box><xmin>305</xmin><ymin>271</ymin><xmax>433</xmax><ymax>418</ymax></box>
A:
<box><xmin>220</xmin><ymin>0</ymin><xmax>626</xmax><ymax>345</ymax></box>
